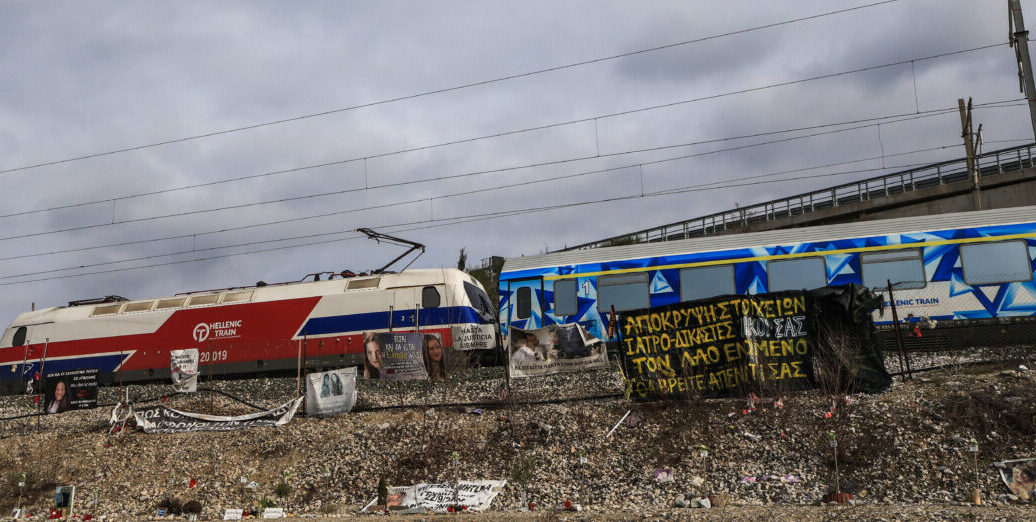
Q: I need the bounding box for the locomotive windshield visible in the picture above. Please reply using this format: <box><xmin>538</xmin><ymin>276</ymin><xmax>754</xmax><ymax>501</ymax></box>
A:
<box><xmin>463</xmin><ymin>281</ymin><xmax>495</xmax><ymax>323</ymax></box>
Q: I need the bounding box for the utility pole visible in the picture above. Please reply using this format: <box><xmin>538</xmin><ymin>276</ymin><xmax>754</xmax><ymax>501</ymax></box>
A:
<box><xmin>1009</xmin><ymin>0</ymin><xmax>1036</xmax><ymax>141</ymax></box>
<box><xmin>959</xmin><ymin>98</ymin><xmax>983</xmax><ymax>211</ymax></box>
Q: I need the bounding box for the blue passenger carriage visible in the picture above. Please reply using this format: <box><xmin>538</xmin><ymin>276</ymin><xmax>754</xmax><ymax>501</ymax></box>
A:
<box><xmin>499</xmin><ymin>206</ymin><xmax>1036</xmax><ymax>349</ymax></box>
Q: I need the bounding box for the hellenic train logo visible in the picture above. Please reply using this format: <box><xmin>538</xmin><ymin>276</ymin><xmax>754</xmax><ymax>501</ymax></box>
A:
<box><xmin>192</xmin><ymin>323</ymin><xmax>210</xmax><ymax>342</ymax></box>
<box><xmin>191</xmin><ymin>320</ymin><xmax>243</xmax><ymax>343</ymax></box>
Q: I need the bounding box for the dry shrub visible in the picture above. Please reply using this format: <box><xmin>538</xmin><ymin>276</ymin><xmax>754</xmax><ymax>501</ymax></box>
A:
<box><xmin>945</xmin><ymin>380</ymin><xmax>1036</xmax><ymax>437</ymax></box>
<box><xmin>157</xmin><ymin>496</ymin><xmax>183</xmax><ymax>515</ymax></box>
<box><xmin>0</xmin><ymin>470</ymin><xmax>58</xmax><ymax>511</ymax></box>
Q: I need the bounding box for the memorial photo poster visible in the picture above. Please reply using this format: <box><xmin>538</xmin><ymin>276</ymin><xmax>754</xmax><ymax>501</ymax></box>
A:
<box><xmin>509</xmin><ymin>323</ymin><xmax>609</xmax><ymax>378</ymax></box>
<box><xmin>362</xmin><ymin>332</ymin><xmax>448</xmax><ymax>381</ymax></box>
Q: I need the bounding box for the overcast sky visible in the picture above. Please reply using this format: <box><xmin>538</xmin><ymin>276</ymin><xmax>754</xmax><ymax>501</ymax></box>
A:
<box><xmin>0</xmin><ymin>0</ymin><xmax>1033</xmax><ymax>322</ymax></box>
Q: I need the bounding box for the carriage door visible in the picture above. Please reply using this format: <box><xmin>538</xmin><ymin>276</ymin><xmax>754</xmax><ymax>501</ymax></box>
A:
<box><xmin>506</xmin><ymin>277</ymin><xmax>544</xmax><ymax>331</ymax></box>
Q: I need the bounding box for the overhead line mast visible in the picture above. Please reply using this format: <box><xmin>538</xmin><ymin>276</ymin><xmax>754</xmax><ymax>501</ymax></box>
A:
<box><xmin>1009</xmin><ymin>0</ymin><xmax>1036</xmax><ymax>140</ymax></box>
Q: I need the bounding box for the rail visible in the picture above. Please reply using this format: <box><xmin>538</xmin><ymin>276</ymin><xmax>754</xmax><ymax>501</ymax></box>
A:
<box><xmin>560</xmin><ymin>143</ymin><xmax>1036</xmax><ymax>251</ymax></box>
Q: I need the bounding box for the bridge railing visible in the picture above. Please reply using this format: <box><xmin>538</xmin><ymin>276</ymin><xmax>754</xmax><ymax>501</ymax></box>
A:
<box><xmin>561</xmin><ymin>143</ymin><xmax>1036</xmax><ymax>250</ymax></box>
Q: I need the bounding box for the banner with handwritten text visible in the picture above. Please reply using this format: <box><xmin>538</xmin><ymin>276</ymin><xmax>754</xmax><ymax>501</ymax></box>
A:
<box><xmin>620</xmin><ymin>291</ymin><xmax>818</xmax><ymax>399</ymax></box>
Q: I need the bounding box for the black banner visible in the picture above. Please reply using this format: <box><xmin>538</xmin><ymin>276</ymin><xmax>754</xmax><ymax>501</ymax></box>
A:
<box><xmin>44</xmin><ymin>369</ymin><xmax>98</xmax><ymax>414</ymax></box>
<box><xmin>619</xmin><ymin>285</ymin><xmax>890</xmax><ymax>400</ymax></box>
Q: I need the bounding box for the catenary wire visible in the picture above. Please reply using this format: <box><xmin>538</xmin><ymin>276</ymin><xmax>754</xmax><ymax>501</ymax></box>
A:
<box><xmin>0</xmin><ymin>142</ymin><xmax>970</xmax><ymax>281</ymax></box>
<box><xmin>0</xmin><ymin>1</ymin><xmax>898</xmax><ymax>178</ymax></box>
<box><xmin>0</xmin><ymin>107</ymin><xmax>968</xmax><ymax>244</ymax></box>
<box><xmin>0</xmin><ymin>154</ymin><xmax>960</xmax><ymax>287</ymax></box>
<box><xmin>1</xmin><ymin>97</ymin><xmax>1019</xmax><ymax>264</ymax></box>
<box><xmin>0</xmin><ymin>41</ymin><xmax>1006</xmax><ymax>222</ymax></box>
<box><xmin>0</xmin><ymin>98</ymin><xmax>1021</xmax><ymax>268</ymax></box>
<box><xmin>0</xmin><ymin>143</ymin><xmax>952</xmax><ymax>264</ymax></box>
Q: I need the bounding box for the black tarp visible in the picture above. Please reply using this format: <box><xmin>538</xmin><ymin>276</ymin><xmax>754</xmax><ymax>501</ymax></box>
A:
<box><xmin>618</xmin><ymin>285</ymin><xmax>891</xmax><ymax>400</ymax></box>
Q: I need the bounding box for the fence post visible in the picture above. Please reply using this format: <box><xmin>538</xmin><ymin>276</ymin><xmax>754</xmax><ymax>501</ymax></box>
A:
<box><xmin>886</xmin><ymin>280</ymin><xmax>913</xmax><ymax>381</ymax></box>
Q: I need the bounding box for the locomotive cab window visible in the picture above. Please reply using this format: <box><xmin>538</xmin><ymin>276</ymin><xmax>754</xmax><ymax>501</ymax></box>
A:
<box><xmin>516</xmin><ymin>286</ymin><xmax>532</xmax><ymax>319</ymax></box>
<box><xmin>768</xmin><ymin>257</ymin><xmax>828</xmax><ymax>292</ymax></box>
<box><xmin>680</xmin><ymin>265</ymin><xmax>735</xmax><ymax>302</ymax></box>
<box><xmin>553</xmin><ymin>279</ymin><xmax>578</xmax><ymax>316</ymax></box>
<box><xmin>597</xmin><ymin>272</ymin><xmax>650</xmax><ymax>312</ymax></box>
<box><xmin>961</xmin><ymin>240</ymin><xmax>1033</xmax><ymax>284</ymax></box>
<box><xmin>421</xmin><ymin>286</ymin><xmax>441</xmax><ymax>308</ymax></box>
<box><xmin>12</xmin><ymin>326</ymin><xmax>27</xmax><ymax>347</ymax></box>
<box><xmin>862</xmin><ymin>249</ymin><xmax>926</xmax><ymax>290</ymax></box>
<box><xmin>463</xmin><ymin>281</ymin><xmax>495</xmax><ymax>321</ymax></box>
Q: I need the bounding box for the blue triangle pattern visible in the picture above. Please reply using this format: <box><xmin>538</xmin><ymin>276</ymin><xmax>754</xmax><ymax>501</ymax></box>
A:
<box><xmin>949</xmin><ymin>271</ymin><xmax>972</xmax><ymax>297</ymax></box>
<box><xmin>650</xmin><ymin>271</ymin><xmax>673</xmax><ymax>294</ymax></box>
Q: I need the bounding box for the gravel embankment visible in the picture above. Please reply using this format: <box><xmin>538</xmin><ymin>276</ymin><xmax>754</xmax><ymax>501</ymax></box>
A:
<box><xmin>2</xmin><ymin>356</ymin><xmax>1036</xmax><ymax>520</ymax></box>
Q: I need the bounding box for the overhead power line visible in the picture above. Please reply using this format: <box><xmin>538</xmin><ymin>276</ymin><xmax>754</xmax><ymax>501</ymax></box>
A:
<box><xmin>1</xmin><ymin>39</ymin><xmax>1004</xmax><ymax>223</ymax></box>
<box><xmin>0</xmin><ymin>106</ymin><xmax>968</xmax><ymax>244</ymax></box>
<box><xmin>4</xmin><ymin>98</ymin><xmax>1020</xmax><ymax>264</ymax></box>
<box><xmin>0</xmin><ymin>142</ymin><xmax>968</xmax><ymax>281</ymax></box>
<box><xmin>0</xmin><ymin>151</ymin><xmax>969</xmax><ymax>287</ymax></box>
<box><xmin>0</xmin><ymin>1</ymin><xmax>898</xmax><ymax>178</ymax></box>
<box><xmin>0</xmin><ymin>141</ymin><xmax>960</xmax><ymax>265</ymax></box>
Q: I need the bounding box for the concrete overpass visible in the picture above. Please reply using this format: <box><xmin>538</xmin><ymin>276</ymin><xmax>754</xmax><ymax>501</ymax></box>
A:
<box><xmin>561</xmin><ymin>143</ymin><xmax>1036</xmax><ymax>250</ymax></box>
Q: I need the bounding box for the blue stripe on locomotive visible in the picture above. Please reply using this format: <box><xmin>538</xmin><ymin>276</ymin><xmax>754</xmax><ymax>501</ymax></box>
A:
<box><xmin>499</xmin><ymin>222</ymin><xmax>1036</xmax><ymax>340</ymax></box>
<box><xmin>300</xmin><ymin>305</ymin><xmax>483</xmax><ymax>336</ymax></box>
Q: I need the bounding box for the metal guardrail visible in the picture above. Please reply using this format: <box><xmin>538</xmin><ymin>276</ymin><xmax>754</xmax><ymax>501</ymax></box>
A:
<box><xmin>560</xmin><ymin>143</ymin><xmax>1036</xmax><ymax>251</ymax></box>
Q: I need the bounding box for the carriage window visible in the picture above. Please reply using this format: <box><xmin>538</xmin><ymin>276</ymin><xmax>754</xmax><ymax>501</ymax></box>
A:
<box><xmin>597</xmin><ymin>273</ymin><xmax>650</xmax><ymax>312</ymax></box>
<box><xmin>422</xmin><ymin>286</ymin><xmax>441</xmax><ymax>308</ymax></box>
<box><xmin>553</xmin><ymin>279</ymin><xmax>578</xmax><ymax>316</ymax></box>
<box><xmin>863</xmin><ymin>250</ymin><xmax>926</xmax><ymax>290</ymax></box>
<box><xmin>12</xmin><ymin>326</ymin><xmax>27</xmax><ymax>347</ymax></box>
<box><xmin>515</xmin><ymin>287</ymin><xmax>532</xmax><ymax>319</ymax></box>
<box><xmin>961</xmin><ymin>240</ymin><xmax>1033</xmax><ymax>284</ymax></box>
<box><xmin>768</xmin><ymin>257</ymin><xmax>828</xmax><ymax>291</ymax></box>
<box><xmin>680</xmin><ymin>265</ymin><xmax>735</xmax><ymax>302</ymax></box>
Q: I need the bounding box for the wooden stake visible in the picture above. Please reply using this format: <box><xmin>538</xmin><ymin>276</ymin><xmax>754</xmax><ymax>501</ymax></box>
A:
<box><xmin>209</xmin><ymin>341</ymin><xmax>214</xmax><ymax>414</ymax></box>
<box><xmin>296</xmin><ymin>336</ymin><xmax>303</xmax><ymax>397</ymax></box>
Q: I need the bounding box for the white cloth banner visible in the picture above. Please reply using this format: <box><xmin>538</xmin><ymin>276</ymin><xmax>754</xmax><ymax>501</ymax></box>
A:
<box><xmin>133</xmin><ymin>396</ymin><xmax>303</xmax><ymax>433</ymax></box>
<box><xmin>305</xmin><ymin>367</ymin><xmax>357</xmax><ymax>417</ymax></box>
<box><xmin>170</xmin><ymin>348</ymin><xmax>199</xmax><ymax>393</ymax></box>
<box><xmin>363</xmin><ymin>480</ymin><xmax>506</xmax><ymax>513</ymax></box>
<box><xmin>509</xmin><ymin>323</ymin><xmax>609</xmax><ymax>378</ymax></box>
<box><xmin>450</xmin><ymin>324</ymin><xmax>495</xmax><ymax>351</ymax></box>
